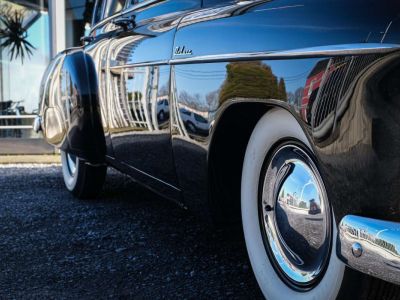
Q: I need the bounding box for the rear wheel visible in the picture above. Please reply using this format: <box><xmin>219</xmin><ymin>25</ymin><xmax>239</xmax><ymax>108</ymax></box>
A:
<box><xmin>61</xmin><ymin>150</ymin><xmax>107</xmax><ymax>199</ymax></box>
<box><xmin>241</xmin><ymin>108</ymin><xmax>345</xmax><ymax>299</ymax></box>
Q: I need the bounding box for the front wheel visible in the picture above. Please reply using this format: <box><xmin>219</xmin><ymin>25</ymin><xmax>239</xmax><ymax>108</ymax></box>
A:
<box><xmin>241</xmin><ymin>108</ymin><xmax>345</xmax><ymax>299</ymax></box>
<box><xmin>61</xmin><ymin>150</ymin><xmax>107</xmax><ymax>199</ymax></box>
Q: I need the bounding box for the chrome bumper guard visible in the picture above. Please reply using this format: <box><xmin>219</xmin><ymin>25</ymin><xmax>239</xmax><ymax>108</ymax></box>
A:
<box><xmin>337</xmin><ymin>215</ymin><xmax>400</xmax><ymax>285</ymax></box>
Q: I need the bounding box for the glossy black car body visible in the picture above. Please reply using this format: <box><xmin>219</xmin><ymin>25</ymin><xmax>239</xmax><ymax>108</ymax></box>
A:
<box><xmin>37</xmin><ymin>0</ymin><xmax>400</xmax><ymax>297</ymax></box>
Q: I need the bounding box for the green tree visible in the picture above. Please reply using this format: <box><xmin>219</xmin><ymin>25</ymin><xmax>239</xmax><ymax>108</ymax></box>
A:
<box><xmin>278</xmin><ymin>78</ymin><xmax>287</xmax><ymax>101</ymax></box>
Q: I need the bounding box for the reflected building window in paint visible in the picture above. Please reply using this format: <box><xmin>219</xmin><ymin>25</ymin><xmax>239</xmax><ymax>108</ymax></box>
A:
<box><xmin>109</xmin><ymin>65</ymin><xmax>170</xmax><ymax>133</ymax></box>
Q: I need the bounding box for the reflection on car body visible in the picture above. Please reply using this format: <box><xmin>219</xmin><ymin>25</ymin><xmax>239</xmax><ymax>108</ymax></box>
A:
<box><xmin>36</xmin><ymin>0</ymin><xmax>400</xmax><ymax>298</ymax></box>
<box><xmin>179</xmin><ymin>106</ymin><xmax>209</xmax><ymax>137</ymax></box>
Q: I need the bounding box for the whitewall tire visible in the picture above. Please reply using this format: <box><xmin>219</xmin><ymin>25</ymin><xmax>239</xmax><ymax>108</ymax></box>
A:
<box><xmin>61</xmin><ymin>150</ymin><xmax>107</xmax><ymax>199</ymax></box>
<box><xmin>241</xmin><ymin>108</ymin><xmax>345</xmax><ymax>299</ymax></box>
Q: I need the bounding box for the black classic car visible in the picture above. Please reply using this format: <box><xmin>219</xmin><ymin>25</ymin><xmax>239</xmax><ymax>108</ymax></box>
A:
<box><xmin>35</xmin><ymin>0</ymin><xmax>400</xmax><ymax>298</ymax></box>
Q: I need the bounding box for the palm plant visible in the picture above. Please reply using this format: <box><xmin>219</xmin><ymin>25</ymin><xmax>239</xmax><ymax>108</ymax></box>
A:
<box><xmin>0</xmin><ymin>7</ymin><xmax>35</xmax><ymax>63</ymax></box>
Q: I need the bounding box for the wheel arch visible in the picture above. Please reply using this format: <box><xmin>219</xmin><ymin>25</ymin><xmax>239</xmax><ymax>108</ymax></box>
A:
<box><xmin>42</xmin><ymin>49</ymin><xmax>106</xmax><ymax>163</ymax></box>
<box><xmin>207</xmin><ymin>100</ymin><xmax>312</xmax><ymax>224</ymax></box>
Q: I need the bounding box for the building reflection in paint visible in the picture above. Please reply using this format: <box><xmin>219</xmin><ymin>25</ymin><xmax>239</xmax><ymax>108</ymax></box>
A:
<box><xmin>342</xmin><ymin>222</ymin><xmax>399</xmax><ymax>257</ymax></box>
<box><xmin>108</xmin><ymin>65</ymin><xmax>170</xmax><ymax>133</ymax></box>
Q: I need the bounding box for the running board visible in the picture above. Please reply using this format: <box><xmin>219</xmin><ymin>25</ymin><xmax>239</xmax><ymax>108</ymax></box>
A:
<box><xmin>337</xmin><ymin>215</ymin><xmax>400</xmax><ymax>285</ymax></box>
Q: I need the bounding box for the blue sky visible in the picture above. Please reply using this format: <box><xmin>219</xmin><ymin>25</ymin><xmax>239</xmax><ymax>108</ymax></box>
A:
<box><xmin>282</xmin><ymin>162</ymin><xmax>320</xmax><ymax>207</ymax></box>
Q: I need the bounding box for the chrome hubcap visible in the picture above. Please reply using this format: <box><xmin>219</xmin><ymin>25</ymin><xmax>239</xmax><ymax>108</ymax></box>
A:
<box><xmin>260</xmin><ymin>144</ymin><xmax>331</xmax><ymax>288</ymax></box>
<box><xmin>66</xmin><ymin>153</ymin><xmax>77</xmax><ymax>176</ymax></box>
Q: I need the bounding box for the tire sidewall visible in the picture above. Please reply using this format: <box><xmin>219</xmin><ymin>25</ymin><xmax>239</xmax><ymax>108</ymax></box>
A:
<box><xmin>61</xmin><ymin>150</ymin><xmax>79</xmax><ymax>191</ymax></box>
<box><xmin>241</xmin><ymin>108</ymin><xmax>345</xmax><ymax>300</ymax></box>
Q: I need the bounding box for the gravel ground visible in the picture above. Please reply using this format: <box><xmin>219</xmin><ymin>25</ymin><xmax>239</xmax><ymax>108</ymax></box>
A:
<box><xmin>0</xmin><ymin>165</ymin><xmax>263</xmax><ymax>299</ymax></box>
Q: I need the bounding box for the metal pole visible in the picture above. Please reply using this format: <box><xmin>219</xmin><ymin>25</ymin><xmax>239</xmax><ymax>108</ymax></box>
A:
<box><xmin>49</xmin><ymin>0</ymin><xmax>66</xmax><ymax>58</ymax></box>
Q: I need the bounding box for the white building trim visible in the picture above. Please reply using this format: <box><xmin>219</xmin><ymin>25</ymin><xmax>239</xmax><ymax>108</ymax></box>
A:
<box><xmin>49</xmin><ymin>0</ymin><xmax>66</xmax><ymax>57</ymax></box>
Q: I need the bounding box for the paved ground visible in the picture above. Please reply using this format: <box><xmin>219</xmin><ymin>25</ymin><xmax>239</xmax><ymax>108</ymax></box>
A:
<box><xmin>0</xmin><ymin>165</ymin><xmax>263</xmax><ymax>299</ymax></box>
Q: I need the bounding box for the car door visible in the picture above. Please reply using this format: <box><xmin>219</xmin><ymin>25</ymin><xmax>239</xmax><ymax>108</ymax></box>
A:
<box><xmin>106</xmin><ymin>0</ymin><xmax>200</xmax><ymax>197</ymax></box>
<box><xmin>169</xmin><ymin>0</ymin><xmax>400</xmax><ymax>215</ymax></box>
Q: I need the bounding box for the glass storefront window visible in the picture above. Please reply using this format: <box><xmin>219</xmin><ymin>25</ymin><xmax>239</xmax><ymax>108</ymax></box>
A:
<box><xmin>0</xmin><ymin>0</ymin><xmax>49</xmax><ymax>139</ymax></box>
<box><xmin>0</xmin><ymin>0</ymin><xmax>94</xmax><ymax>153</ymax></box>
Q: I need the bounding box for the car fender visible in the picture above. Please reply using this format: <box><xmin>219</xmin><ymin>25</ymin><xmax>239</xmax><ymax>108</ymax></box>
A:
<box><xmin>41</xmin><ymin>49</ymin><xmax>106</xmax><ymax>163</ymax></box>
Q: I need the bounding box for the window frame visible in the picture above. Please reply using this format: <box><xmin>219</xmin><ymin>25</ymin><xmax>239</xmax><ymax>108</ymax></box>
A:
<box><xmin>91</xmin><ymin>0</ymin><xmax>107</xmax><ymax>26</ymax></box>
<box><xmin>124</xmin><ymin>0</ymin><xmax>163</xmax><ymax>10</ymax></box>
<box><xmin>104</xmin><ymin>0</ymin><xmax>128</xmax><ymax>19</ymax></box>
<box><xmin>90</xmin><ymin>0</ymin><xmax>165</xmax><ymax>34</ymax></box>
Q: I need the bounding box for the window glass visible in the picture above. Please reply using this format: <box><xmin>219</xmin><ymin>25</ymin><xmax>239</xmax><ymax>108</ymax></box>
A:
<box><xmin>66</xmin><ymin>0</ymin><xmax>95</xmax><ymax>47</ymax></box>
<box><xmin>92</xmin><ymin>0</ymin><xmax>105</xmax><ymax>24</ymax></box>
<box><xmin>108</xmin><ymin>0</ymin><xmax>126</xmax><ymax>16</ymax></box>
<box><xmin>179</xmin><ymin>108</ymin><xmax>191</xmax><ymax>116</ymax></box>
<box><xmin>194</xmin><ymin>114</ymin><xmax>207</xmax><ymax>123</ymax></box>
<box><xmin>0</xmin><ymin>0</ymin><xmax>49</xmax><ymax>139</ymax></box>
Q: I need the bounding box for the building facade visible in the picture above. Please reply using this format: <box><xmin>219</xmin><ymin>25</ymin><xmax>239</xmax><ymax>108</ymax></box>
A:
<box><xmin>0</xmin><ymin>0</ymin><xmax>93</xmax><ymax>154</ymax></box>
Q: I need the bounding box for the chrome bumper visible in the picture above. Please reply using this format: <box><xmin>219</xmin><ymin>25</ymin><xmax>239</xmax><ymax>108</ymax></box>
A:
<box><xmin>337</xmin><ymin>215</ymin><xmax>400</xmax><ymax>285</ymax></box>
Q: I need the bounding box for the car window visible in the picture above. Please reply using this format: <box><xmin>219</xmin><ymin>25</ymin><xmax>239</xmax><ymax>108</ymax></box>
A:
<box><xmin>194</xmin><ymin>114</ymin><xmax>207</xmax><ymax>123</ymax></box>
<box><xmin>107</xmin><ymin>0</ymin><xmax>127</xmax><ymax>16</ymax></box>
<box><xmin>180</xmin><ymin>108</ymin><xmax>191</xmax><ymax>116</ymax></box>
<box><xmin>92</xmin><ymin>0</ymin><xmax>106</xmax><ymax>25</ymax></box>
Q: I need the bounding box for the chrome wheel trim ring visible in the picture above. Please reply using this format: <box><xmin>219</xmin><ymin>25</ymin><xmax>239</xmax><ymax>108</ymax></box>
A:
<box><xmin>259</xmin><ymin>143</ymin><xmax>332</xmax><ymax>289</ymax></box>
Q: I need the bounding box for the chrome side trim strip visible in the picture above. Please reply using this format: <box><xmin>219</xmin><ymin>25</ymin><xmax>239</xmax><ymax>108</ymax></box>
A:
<box><xmin>170</xmin><ymin>43</ymin><xmax>400</xmax><ymax>65</ymax></box>
<box><xmin>270</xmin><ymin>43</ymin><xmax>400</xmax><ymax>57</ymax></box>
<box><xmin>170</xmin><ymin>51</ymin><xmax>274</xmax><ymax>64</ymax></box>
<box><xmin>109</xmin><ymin>60</ymin><xmax>169</xmax><ymax>70</ymax></box>
<box><xmin>122</xmin><ymin>0</ymin><xmax>164</xmax><ymax>15</ymax></box>
<box><xmin>105</xmin><ymin>155</ymin><xmax>181</xmax><ymax>192</ymax></box>
<box><xmin>105</xmin><ymin>44</ymin><xmax>400</xmax><ymax>70</ymax></box>
<box><xmin>337</xmin><ymin>215</ymin><xmax>400</xmax><ymax>285</ymax></box>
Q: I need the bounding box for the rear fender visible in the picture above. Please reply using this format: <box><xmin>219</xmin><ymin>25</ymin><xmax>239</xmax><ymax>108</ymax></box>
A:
<box><xmin>41</xmin><ymin>50</ymin><xmax>105</xmax><ymax>163</ymax></box>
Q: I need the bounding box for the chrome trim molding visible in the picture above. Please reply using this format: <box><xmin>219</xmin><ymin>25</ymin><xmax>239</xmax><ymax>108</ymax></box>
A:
<box><xmin>109</xmin><ymin>60</ymin><xmax>169</xmax><ymax>70</ymax></box>
<box><xmin>170</xmin><ymin>51</ymin><xmax>276</xmax><ymax>64</ymax></box>
<box><xmin>337</xmin><ymin>215</ymin><xmax>400</xmax><ymax>285</ymax></box>
<box><xmin>120</xmin><ymin>160</ymin><xmax>181</xmax><ymax>192</ymax></box>
<box><xmin>170</xmin><ymin>43</ymin><xmax>400</xmax><ymax>65</ymax></box>
<box><xmin>123</xmin><ymin>0</ymin><xmax>163</xmax><ymax>15</ymax></box>
<box><xmin>266</xmin><ymin>43</ymin><xmax>400</xmax><ymax>57</ymax></box>
<box><xmin>108</xmin><ymin>44</ymin><xmax>400</xmax><ymax>69</ymax></box>
<box><xmin>91</xmin><ymin>12</ymin><xmax>124</xmax><ymax>33</ymax></box>
<box><xmin>260</xmin><ymin>144</ymin><xmax>331</xmax><ymax>288</ymax></box>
